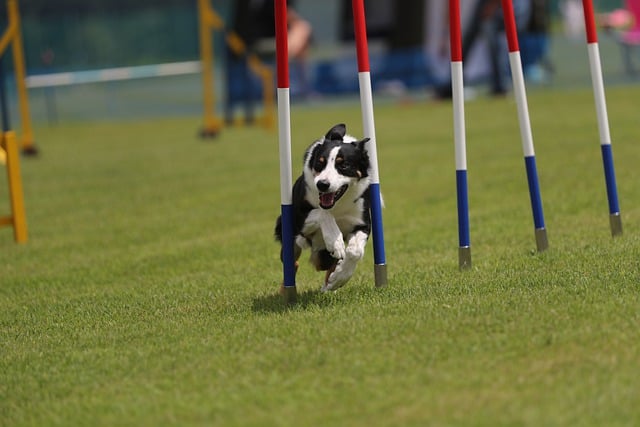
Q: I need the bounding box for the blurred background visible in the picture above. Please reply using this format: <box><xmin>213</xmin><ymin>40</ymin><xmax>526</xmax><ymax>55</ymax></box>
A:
<box><xmin>0</xmin><ymin>0</ymin><xmax>636</xmax><ymax>124</ymax></box>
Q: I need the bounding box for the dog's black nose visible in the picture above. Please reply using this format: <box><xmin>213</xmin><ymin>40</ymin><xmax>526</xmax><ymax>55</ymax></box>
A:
<box><xmin>316</xmin><ymin>180</ymin><xmax>330</xmax><ymax>192</ymax></box>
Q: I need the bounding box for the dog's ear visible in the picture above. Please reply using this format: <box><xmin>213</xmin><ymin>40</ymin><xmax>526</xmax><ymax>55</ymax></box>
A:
<box><xmin>354</xmin><ymin>137</ymin><xmax>370</xmax><ymax>152</ymax></box>
<box><xmin>353</xmin><ymin>138</ymin><xmax>370</xmax><ymax>179</ymax></box>
<box><xmin>325</xmin><ymin>124</ymin><xmax>346</xmax><ymax>141</ymax></box>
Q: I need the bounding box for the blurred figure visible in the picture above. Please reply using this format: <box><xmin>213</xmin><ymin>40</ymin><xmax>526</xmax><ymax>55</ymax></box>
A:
<box><xmin>521</xmin><ymin>0</ymin><xmax>553</xmax><ymax>84</ymax></box>
<box><xmin>287</xmin><ymin>5</ymin><xmax>313</xmax><ymax>98</ymax></box>
<box><xmin>561</xmin><ymin>0</ymin><xmax>585</xmax><ymax>40</ymax></box>
<box><xmin>225</xmin><ymin>0</ymin><xmax>312</xmax><ymax>124</ymax></box>
<box><xmin>434</xmin><ymin>0</ymin><xmax>531</xmax><ymax>98</ymax></box>
<box><xmin>598</xmin><ymin>0</ymin><xmax>640</xmax><ymax>74</ymax></box>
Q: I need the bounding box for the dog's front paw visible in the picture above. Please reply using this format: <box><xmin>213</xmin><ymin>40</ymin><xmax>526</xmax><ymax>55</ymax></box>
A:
<box><xmin>316</xmin><ymin>210</ymin><xmax>344</xmax><ymax>259</ymax></box>
<box><xmin>327</xmin><ymin>235</ymin><xmax>346</xmax><ymax>260</ymax></box>
<box><xmin>345</xmin><ymin>230</ymin><xmax>368</xmax><ymax>260</ymax></box>
<box><xmin>322</xmin><ymin>258</ymin><xmax>357</xmax><ymax>292</ymax></box>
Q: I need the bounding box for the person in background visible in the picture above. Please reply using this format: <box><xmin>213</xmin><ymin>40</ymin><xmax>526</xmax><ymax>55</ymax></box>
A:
<box><xmin>434</xmin><ymin>0</ymin><xmax>531</xmax><ymax>98</ymax></box>
<box><xmin>521</xmin><ymin>0</ymin><xmax>553</xmax><ymax>84</ymax></box>
<box><xmin>225</xmin><ymin>0</ymin><xmax>312</xmax><ymax>125</ymax></box>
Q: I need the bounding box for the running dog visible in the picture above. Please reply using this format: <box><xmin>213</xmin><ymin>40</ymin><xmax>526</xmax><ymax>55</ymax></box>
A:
<box><xmin>275</xmin><ymin>123</ymin><xmax>372</xmax><ymax>292</ymax></box>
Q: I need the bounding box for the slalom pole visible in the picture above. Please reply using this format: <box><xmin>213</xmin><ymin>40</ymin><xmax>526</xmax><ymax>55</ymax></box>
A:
<box><xmin>352</xmin><ymin>0</ymin><xmax>387</xmax><ymax>287</ymax></box>
<box><xmin>275</xmin><ymin>0</ymin><xmax>296</xmax><ymax>303</ymax></box>
<box><xmin>501</xmin><ymin>0</ymin><xmax>548</xmax><ymax>252</ymax></box>
<box><xmin>582</xmin><ymin>0</ymin><xmax>622</xmax><ymax>237</ymax></box>
<box><xmin>449</xmin><ymin>0</ymin><xmax>471</xmax><ymax>270</ymax></box>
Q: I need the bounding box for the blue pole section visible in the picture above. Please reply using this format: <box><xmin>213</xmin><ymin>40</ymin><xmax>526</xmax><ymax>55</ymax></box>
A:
<box><xmin>369</xmin><ymin>183</ymin><xmax>385</xmax><ymax>266</ymax></box>
<box><xmin>524</xmin><ymin>156</ymin><xmax>545</xmax><ymax>230</ymax></box>
<box><xmin>456</xmin><ymin>170</ymin><xmax>470</xmax><ymax>248</ymax></box>
<box><xmin>601</xmin><ymin>145</ymin><xmax>620</xmax><ymax>215</ymax></box>
<box><xmin>280</xmin><ymin>204</ymin><xmax>296</xmax><ymax>287</ymax></box>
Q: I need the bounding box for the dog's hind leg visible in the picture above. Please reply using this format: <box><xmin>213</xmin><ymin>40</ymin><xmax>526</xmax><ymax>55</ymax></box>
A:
<box><xmin>309</xmin><ymin>249</ymin><xmax>338</xmax><ymax>271</ymax></box>
<box><xmin>322</xmin><ymin>231</ymin><xmax>368</xmax><ymax>292</ymax></box>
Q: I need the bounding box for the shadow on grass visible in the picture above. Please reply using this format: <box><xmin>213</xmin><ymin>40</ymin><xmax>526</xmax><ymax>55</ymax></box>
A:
<box><xmin>251</xmin><ymin>288</ymin><xmax>337</xmax><ymax>314</ymax></box>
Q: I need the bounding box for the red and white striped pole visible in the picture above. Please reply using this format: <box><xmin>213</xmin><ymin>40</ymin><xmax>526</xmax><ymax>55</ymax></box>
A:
<box><xmin>352</xmin><ymin>0</ymin><xmax>387</xmax><ymax>287</ymax></box>
<box><xmin>275</xmin><ymin>0</ymin><xmax>297</xmax><ymax>303</ymax></box>
<box><xmin>501</xmin><ymin>0</ymin><xmax>548</xmax><ymax>252</ymax></box>
<box><xmin>582</xmin><ymin>0</ymin><xmax>623</xmax><ymax>236</ymax></box>
<box><xmin>449</xmin><ymin>0</ymin><xmax>472</xmax><ymax>270</ymax></box>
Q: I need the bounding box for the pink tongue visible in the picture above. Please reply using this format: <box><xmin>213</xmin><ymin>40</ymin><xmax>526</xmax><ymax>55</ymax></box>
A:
<box><xmin>320</xmin><ymin>193</ymin><xmax>335</xmax><ymax>206</ymax></box>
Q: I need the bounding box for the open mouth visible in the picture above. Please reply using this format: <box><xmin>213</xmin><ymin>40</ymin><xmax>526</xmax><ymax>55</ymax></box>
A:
<box><xmin>319</xmin><ymin>184</ymin><xmax>348</xmax><ymax>209</ymax></box>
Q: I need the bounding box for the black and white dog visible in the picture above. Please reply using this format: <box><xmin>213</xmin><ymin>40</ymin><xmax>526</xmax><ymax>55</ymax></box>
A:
<box><xmin>275</xmin><ymin>124</ymin><xmax>372</xmax><ymax>292</ymax></box>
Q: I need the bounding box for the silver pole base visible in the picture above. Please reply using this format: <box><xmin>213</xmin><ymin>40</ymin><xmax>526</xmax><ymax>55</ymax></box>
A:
<box><xmin>281</xmin><ymin>286</ymin><xmax>297</xmax><ymax>305</ymax></box>
<box><xmin>374</xmin><ymin>264</ymin><xmax>387</xmax><ymax>288</ymax></box>
<box><xmin>535</xmin><ymin>228</ymin><xmax>549</xmax><ymax>252</ymax></box>
<box><xmin>610</xmin><ymin>212</ymin><xmax>623</xmax><ymax>237</ymax></box>
<box><xmin>458</xmin><ymin>246</ymin><xmax>472</xmax><ymax>270</ymax></box>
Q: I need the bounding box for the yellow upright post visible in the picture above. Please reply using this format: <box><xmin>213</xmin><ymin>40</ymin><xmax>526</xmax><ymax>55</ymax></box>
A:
<box><xmin>198</xmin><ymin>0</ymin><xmax>223</xmax><ymax>137</ymax></box>
<box><xmin>7</xmin><ymin>0</ymin><xmax>35</xmax><ymax>154</ymax></box>
<box><xmin>1</xmin><ymin>130</ymin><xmax>27</xmax><ymax>242</ymax></box>
<box><xmin>247</xmin><ymin>54</ymin><xmax>275</xmax><ymax>130</ymax></box>
<box><xmin>261</xmin><ymin>66</ymin><xmax>275</xmax><ymax>130</ymax></box>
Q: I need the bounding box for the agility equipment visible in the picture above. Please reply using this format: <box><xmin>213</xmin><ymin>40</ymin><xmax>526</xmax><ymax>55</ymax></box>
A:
<box><xmin>352</xmin><ymin>0</ymin><xmax>387</xmax><ymax>287</ymax></box>
<box><xmin>0</xmin><ymin>131</ymin><xmax>27</xmax><ymax>243</ymax></box>
<box><xmin>582</xmin><ymin>0</ymin><xmax>623</xmax><ymax>236</ymax></box>
<box><xmin>501</xmin><ymin>0</ymin><xmax>549</xmax><ymax>252</ymax></box>
<box><xmin>275</xmin><ymin>0</ymin><xmax>297</xmax><ymax>303</ymax></box>
<box><xmin>448</xmin><ymin>0</ymin><xmax>471</xmax><ymax>270</ymax></box>
<box><xmin>446</xmin><ymin>0</ymin><xmax>623</xmax><ymax>264</ymax></box>
<box><xmin>275</xmin><ymin>0</ymin><xmax>388</xmax><ymax>302</ymax></box>
<box><xmin>0</xmin><ymin>0</ymin><xmax>36</xmax><ymax>155</ymax></box>
<box><xmin>447</xmin><ymin>0</ymin><xmax>549</xmax><ymax>260</ymax></box>
<box><xmin>0</xmin><ymin>56</ymin><xmax>27</xmax><ymax>243</ymax></box>
<box><xmin>197</xmin><ymin>0</ymin><xmax>224</xmax><ymax>137</ymax></box>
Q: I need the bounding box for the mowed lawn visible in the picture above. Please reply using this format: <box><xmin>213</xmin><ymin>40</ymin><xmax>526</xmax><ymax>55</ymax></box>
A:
<box><xmin>1</xmin><ymin>86</ymin><xmax>639</xmax><ymax>426</ymax></box>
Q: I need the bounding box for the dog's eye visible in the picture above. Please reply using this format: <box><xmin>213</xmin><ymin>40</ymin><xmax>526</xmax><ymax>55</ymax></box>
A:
<box><xmin>336</xmin><ymin>159</ymin><xmax>352</xmax><ymax>172</ymax></box>
<box><xmin>335</xmin><ymin>157</ymin><xmax>344</xmax><ymax>165</ymax></box>
<box><xmin>313</xmin><ymin>156</ymin><xmax>326</xmax><ymax>172</ymax></box>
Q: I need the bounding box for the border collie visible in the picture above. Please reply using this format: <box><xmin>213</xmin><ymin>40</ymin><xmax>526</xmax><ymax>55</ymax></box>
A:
<box><xmin>275</xmin><ymin>124</ymin><xmax>372</xmax><ymax>292</ymax></box>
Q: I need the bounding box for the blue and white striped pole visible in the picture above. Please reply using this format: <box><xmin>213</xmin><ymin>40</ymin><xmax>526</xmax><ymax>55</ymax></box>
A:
<box><xmin>502</xmin><ymin>0</ymin><xmax>548</xmax><ymax>251</ymax></box>
<box><xmin>275</xmin><ymin>0</ymin><xmax>297</xmax><ymax>303</ymax></box>
<box><xmin>582</xmin><ymin>0</ymin><xmax>623</xmax><ymax>236</ymax></box>
<box><xmin>352</xmin><ymin>0</ymin><xmax>387</xmax><ymax>287</ymax></box>
<box><xmin>449</xmin><ymin>0</ymin><xmax>472</xmax><ymax>269</ymax></box>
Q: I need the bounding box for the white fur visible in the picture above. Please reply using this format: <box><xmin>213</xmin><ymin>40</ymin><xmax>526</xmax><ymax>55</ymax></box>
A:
<box><xmin>321</xmin><ymin>230</ymin><xmax>368</xmax><ymax>292</ymax></box>
<box><xmin>301</xmin><ymin>209</ymin><xmax>346</xmax><ymax>259</ymax></box>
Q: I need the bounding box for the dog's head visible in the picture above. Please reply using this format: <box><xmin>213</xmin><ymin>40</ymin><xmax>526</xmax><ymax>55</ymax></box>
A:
<box><xmin>303</xmin><ymin>124</ymin><xmax>370</xmax><ymax>210</ymax></box>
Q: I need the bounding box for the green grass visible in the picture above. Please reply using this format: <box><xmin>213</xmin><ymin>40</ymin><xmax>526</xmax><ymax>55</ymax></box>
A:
<box><xmin>1</xmin><ymin>86</ymin><xmax>640</xmax><ymax>426</ymax></box>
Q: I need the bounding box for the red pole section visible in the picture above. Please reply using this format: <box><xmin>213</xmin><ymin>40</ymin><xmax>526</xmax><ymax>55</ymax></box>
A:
<box><xmin>501</xmin><ymin>0</ymin><xmax>520</xmax><ymax>52</ymax></box>
<box><xmin>275</xmin><ymin>0</ymin><xmax>289</xmax><ymax>88</ymax></box>
<box><xmin>449</xmin><ymin>0</ymin><xmax>463</xmax><ymax>62</ymax></box>
<box><xmin>352</xmin><ymin>0</ymin><xmax>370</xmax><ymax>72</ymax></box>
<box><xmin>582</xmin><ymin>0</ymin><xmax>599</xmax><ymax>43</ymax></box>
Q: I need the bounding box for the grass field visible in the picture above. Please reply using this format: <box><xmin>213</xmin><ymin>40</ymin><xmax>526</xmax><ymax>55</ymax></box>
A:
<box><xmin>1</xmin><ymin>86</ymin><xmax>640</xmax><ymax>426</ymax></box>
